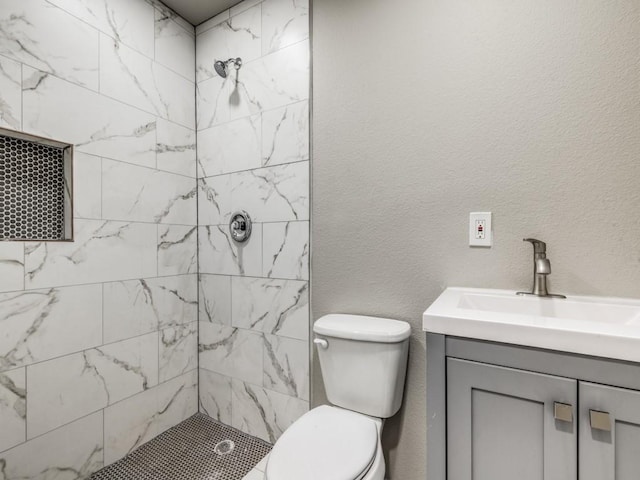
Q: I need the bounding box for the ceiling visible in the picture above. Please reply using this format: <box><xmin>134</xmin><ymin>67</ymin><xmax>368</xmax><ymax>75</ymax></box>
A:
<box><xmin>161</xmin><ymin>0</ymin><xmax>240</xmax><ymax>26</ymax></box>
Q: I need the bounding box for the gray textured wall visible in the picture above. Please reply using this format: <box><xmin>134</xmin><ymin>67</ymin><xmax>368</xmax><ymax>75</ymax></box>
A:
<box><xmin>311</xmin><ymin>0</ymin><xmax>640</xmax><ymax>478</ymax></box>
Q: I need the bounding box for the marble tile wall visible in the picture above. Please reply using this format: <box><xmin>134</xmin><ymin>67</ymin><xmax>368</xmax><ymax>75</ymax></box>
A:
<box><xmin>0</xmin><ymin>0</ymin><xmax>197</xmax><ymax>477</ymax></box>
<box><xmin>196</xmin><ymin>0</ymin><xmax>311</xmax><ymax>444</ymax></box>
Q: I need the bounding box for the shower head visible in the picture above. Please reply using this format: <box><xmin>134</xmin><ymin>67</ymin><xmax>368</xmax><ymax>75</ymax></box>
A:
<box><xmin>214</xmin><ymin>60</ymin><xmax>227</xmax><ymax>78</ymax></box>
<box><xmin>214</xmin><ymin>58</ymin><xmax>243</xmax><ymax>78</ymax></box>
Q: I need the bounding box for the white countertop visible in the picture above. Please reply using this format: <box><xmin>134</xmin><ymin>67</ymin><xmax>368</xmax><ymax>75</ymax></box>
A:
<box><xmin>423</xmin><ymin>287</ymin><xmax>640</xmax><ymax>363</ymax></box>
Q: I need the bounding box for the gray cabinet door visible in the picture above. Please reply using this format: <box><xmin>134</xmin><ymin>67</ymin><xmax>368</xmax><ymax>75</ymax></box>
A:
<box><xmin>579</xmin><ymin>381</ymin><xmax>640</xmax><ymax>480</ymax></box>
<box><xmin>447</xmin><ymin>358</ymin><xmax>577</xmax><ymax>480</ymax></box>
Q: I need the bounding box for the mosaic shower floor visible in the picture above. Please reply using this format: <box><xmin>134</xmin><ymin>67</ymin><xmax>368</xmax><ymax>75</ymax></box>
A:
<box><xmin>90</xmin><ymin>413</ymin><xmax>271</xmax><ymax>480</ymax></box>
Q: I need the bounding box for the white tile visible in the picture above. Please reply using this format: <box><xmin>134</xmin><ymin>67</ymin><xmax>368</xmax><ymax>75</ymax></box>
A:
<box><xmin>0</xmin><ymin>55</ymin><xmax>21</xmax><ymax>130</ymax></box>
<box><xmin>100</xmin><ymin>34</ymin><xmax>195</xmax><ymax>129</ymax></box>
<box><xmin>0</xmin><ymin>0</ymin><xmax>99</xmax><ymax>89</ymax></box>
<box><xmin>27</xmin><ymin>332</ymin><xmax>158</xmax><ymax>438</ymax></box>
<box><xmin>198</xmin><ymin>162</ymin><xmax>309</xmax><ymax>225</ymax></box>
<box><xmin>23</xmin><ymin>66</ymin><xmax>157</xmax><ymax>168</ymax></box>
<box><xmin>160</xmin><ymin>322</ymin><xmax>197</xmax><ymax>382</ymax></box>
<box><xmin>230</xmin><ymin>40</ymin><xmax>310</xmax><ymax>121</ymax></box>
<box><xmin>0</xmin><ymin>285</ymin><xmax>102</xmax><ymax>371</ymax></box>
<box><xmin>199</xmin><ymin>369</ymin><xmax>232</xmax><ymax>424</ymax></box>
<box><xmin>48</xmin><ymin>0</ymin><xmax>155</xmax><ymax>57</ymax></box>
<box><xmin>24</xmin><ymin>220</ymin><xmax>158</xmax><ymax>289</ymax></box>
<box><xmin>199</xmin><ymin>323</ymin><xmax>263</xmax><ymax>385</ymax></box>
<box><xmin>232</xmin><ymin>277</ymin><xmax>308</xmax><ymax>340</ymax></box>
<box><xmin>103</xmin><ymin>279</ymin><xmax>157</xmax><ymax>344</ymax></box>
<box><xmin>196</xmin><ymin>5</ymin><xmax>262</xmax><ymax>83</ymax></box>
<box><xmin>198</xmin><ymin>175</ymin><xmax>234</xmax><ymax>226</ymax></box>
<box><xmin>158</xmin><ymin>225</ymin><xmax>198</xmax><ymax>275</ymax></box>
<box><xmin>150</xmin><ymin>275</ymin><xmax>198</xmax><ymax>328</ymax></box>
<box><xmin>262</xmin><ymin>0</ymin><xmax>309</xmax><ymax>55</ymax></box>
<box><xmin>0</xmin><ymin>243</ymin><xmax>24</xmax><ymax>293</ymax></box>
<box><xmin>73</xmin><ymin>152</ymin><xmax>102</xmax><ymax>219</ymax></box>
<box><xmin>197</xmin><ymin>115</ymin><xmax>261</xmax><ymax>177</ymax></box>
<box><xmin>262</xmin><ymin>101</ymin><xmax>309</xmax><ymax>166</ymax></box>
<box><xmin>199</xmin><ymin>224</ymin><xmax>263</xmax><ymax>276</ymax></box>
<box><xmin>103</xmin><ymin>275</ymin><xmax>198</xmax><ymax>344</ymax></box>
<box><xmin>155</xmin><ymin>369</ymin><xmax>198</xmax><ymax>434</ymax></box>
<box><xmin>232</xmin><ymin>162</ymin><xmax>309</xmax><ymax>222</ymax></box>
<box><xmin>102</xmin><ymin>160</ymin><xmax>197</xmax><ymax>225</ymax></box>
<box><xmin>231</xmin><ymin>379</ymin><xmax>308</xmax><ymax>443</ymax></box>
<box><xmin>263</xmin><ymin>221</ymin><xmax>309</xmax><ymax>280</ymax></box>
<box><xmin>157</xmin><ymin>119</ymin><xmax>196</xmax><ymax>178</ymax></box>
<box><xmin>199</xmin><ymin>274</ymin><xmax>232</xmax><ymax>325</ymax></box>
<box><xmin>196</xmin><ymin>74</ymin><xmax>228</xmax><ymax>130</ymax></box>
<box><xmin>0</xmin><ymin>367</ymin><xmax>26</xmax><ymax>452</ymax></box>
<box><xmin>155</xmin><ymin>9</ymin><xmax>196</xmax><ymax>82</ymax></box>
<box><xmin>0</xmin><ymin>412</ymin><xmax>103</xmax><ymax>479</ymax></box>
<box><xmin>263</xmin><ymin>334</ymin><xmax>309</xmax><ymax>400</ymax></box>
<box><xmin>104</xmin><ymin>384</ymin><xmax>157</xmax><ymax>464</ymax></box>
<box><xmin>104</xmin><ymin>369</ymin><xmax>197</xmax><ymax>464</ymax></box>
<box><xmin>196</xmin><ymin>11</ymin><xmax>230</xmax><ymax>36</ymax></box>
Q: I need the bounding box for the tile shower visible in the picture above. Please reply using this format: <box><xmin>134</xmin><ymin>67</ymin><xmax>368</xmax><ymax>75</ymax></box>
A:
<box><xmin>0</xmin><ymin>0</ymin><xmax>309</xmax><ymax>477</ymax></box>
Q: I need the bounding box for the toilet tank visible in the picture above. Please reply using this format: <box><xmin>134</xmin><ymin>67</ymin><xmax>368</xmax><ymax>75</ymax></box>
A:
<box><xmin>314</xmin><ymin>314</ymin><xmax>411</xmax><ymax>418</ymax></box>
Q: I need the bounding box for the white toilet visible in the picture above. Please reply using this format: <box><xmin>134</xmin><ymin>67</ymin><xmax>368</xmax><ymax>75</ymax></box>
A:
<box><xmin>265</xmin><ymin>314</ymin><xmax>411</xmax><ymax>480</ymax></box>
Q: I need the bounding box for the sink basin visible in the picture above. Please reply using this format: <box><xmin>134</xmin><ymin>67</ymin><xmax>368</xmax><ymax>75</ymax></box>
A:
<box><xmin>423</xmin><ymin>287</ymin><xmax>640</xmax><ymax>362</ymax></box>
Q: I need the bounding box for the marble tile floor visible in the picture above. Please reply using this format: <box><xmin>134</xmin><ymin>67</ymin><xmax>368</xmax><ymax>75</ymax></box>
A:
<box><xmin>90</xmin><ymin>412</ymin><xmax>271</xmax><ymax>480</ymax></box>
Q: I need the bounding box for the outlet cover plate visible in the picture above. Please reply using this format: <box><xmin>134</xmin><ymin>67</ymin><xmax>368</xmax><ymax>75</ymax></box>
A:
<box><xmin>469</xmin><ymin>212</ymin><xmax>492</xmax><ymax>247</ymax></box>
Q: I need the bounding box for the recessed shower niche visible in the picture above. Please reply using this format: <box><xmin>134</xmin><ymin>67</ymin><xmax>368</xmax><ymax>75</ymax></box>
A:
<box><xmin>0</xmin><ymin>127</ymin><xmax>73</xmax><ymax>241</ymax></box>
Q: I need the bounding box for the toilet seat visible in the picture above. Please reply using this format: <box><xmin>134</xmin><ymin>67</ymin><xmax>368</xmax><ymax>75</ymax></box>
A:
<box><xmin>266</xmin><ymin>405</ymin><xmax>379</xmax><ymax>480</ymax></box>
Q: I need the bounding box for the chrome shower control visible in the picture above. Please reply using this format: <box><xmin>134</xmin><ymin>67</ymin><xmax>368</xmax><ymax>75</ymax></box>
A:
<box><xmin>229</xmin><ymin>211</ymin><xmax>252</xmax><ymax>243</ymax></box>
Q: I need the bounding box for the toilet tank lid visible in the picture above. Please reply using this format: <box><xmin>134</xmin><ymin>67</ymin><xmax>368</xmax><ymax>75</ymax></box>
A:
<box><xmin>314</xmin><ymin>314</ymin><xmax>411</xmax><ymax>343</ymax></box>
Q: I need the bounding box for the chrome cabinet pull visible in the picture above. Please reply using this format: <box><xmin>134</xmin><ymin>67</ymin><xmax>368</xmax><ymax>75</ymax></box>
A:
<box><xmin>554</xmin><ymin>402</ymin><xmax>573</xmax><ymax>422</ymax></box>
<box><xmin>589</xmin><ymin>410</ymin><xmax>611</xmax><ymax>431</ymax></box>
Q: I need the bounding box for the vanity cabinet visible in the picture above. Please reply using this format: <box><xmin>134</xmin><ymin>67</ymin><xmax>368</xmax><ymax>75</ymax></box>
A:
<box><xmin>447</xmin><ymin>359</ymin><xmax>577</xmax><ymax>480</ymax></box>
<box><xmin>427</xmin><ymin>335</ymin><xmax>640</xmax><ymax>480</ymax></box>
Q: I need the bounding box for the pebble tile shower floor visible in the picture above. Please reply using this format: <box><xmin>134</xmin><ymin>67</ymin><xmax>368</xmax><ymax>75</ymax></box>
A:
<box><xmin>90</xmin><ymin>413</ymin><xmax>271</xmax><ymax>480</ymax></box>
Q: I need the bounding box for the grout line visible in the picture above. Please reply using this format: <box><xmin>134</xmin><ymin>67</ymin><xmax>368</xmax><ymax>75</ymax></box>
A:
<box><xmin>20</xmin><ymin>60</ymin><xmax>23</xmax><ymax>132</ymax></box>
<box><xmin>102</xmin><ymin>405</ymin><xmax>106</xmax><ymax>467</ymax></box>
<box><xmin>23</xmin><ymin>365</ymin><xmax>27</xmax><ymax>445</ymax></box>
<box><xmin>0</xmin><ymin>272</ymin><xmax>198</xmax><ymax>295</ymax></box>
<box><xmin>101</xmin><ymin>283</ymin><xmax>105</xmax><ymax>346</ymax></box>
<box><xmin>71</xmin><ymin>216</ymin><xmax>197</xmax><ymax>228</ymax></box>
<box><xmin>97</xmin><ymin>29</ymin><xmax>101</xmax><ymax>93</ymax></box>
<box><xmin>76</xmin><ymin>151</ymin><xmax>198</xmax><ymax>181</ymax></box>
<box><xmin>197</xmin><ymin>155</ymin><xmax>310</xmax><ymax>180</ymax></box>
<box><xmin>0</xmin><ymin>270</ymin><xmax>308</xmax><ymax>298</ymax></box>
<box><xmin>102</xmin><ymin>155</ymin><xmax>199</xmax><ymax>179</ymax></box>
<box><xmin>194</xmin><ymin>31</ymin><xmax>201</xmax><ymax>406</ymax></box>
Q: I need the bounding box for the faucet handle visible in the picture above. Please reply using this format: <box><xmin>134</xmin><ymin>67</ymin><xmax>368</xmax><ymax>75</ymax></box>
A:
<box><xmin>536</xmin><ymin>258</ymin><xmax>551</xmax><ymax>275</ymax></box>
<box><xmin>523</xmin><ymin>238</ymin><xmax>546</xmax><ymax>254</ymax></box>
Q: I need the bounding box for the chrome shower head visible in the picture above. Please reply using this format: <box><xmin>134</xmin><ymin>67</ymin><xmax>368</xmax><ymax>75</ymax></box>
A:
<box><xmin>214</xmin><ymin>58</ymin><xmax>243</xmax><ymax>78</ymax></box>
<box><xmin>214</xmin><ymin>60</ymin><xmax>227</xmax><ymax>78</ymax></box>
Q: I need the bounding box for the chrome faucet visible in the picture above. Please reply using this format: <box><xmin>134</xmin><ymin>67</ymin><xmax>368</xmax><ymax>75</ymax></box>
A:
<box><xmin>517</xmin><ymin>238</ymin><xmax>566</xmax><ymax>298</ymax></box>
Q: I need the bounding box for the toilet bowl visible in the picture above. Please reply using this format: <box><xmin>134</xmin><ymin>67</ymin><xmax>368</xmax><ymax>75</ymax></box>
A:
<box><xmin>265</xmin><ymin>405</ymin><xmax>384</xmax><ymax>480</ymax></box>
<box><xmin>264</xmin><ymin>314</ymin><xmax>411</xmax><ymax>480</ymax></box>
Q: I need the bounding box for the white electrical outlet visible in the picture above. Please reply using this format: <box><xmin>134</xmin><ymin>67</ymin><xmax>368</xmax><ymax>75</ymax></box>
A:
<box><xmin>469</xmin><ymin>212</ymin><xmax>492</xmax><ymax>247</ymax></box>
